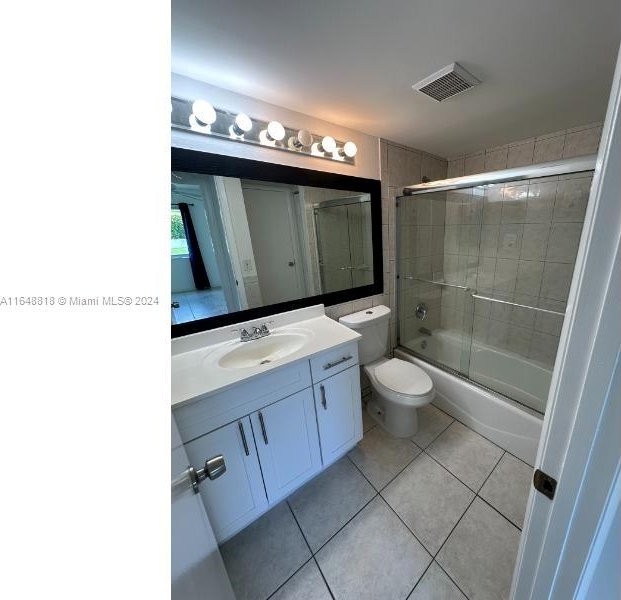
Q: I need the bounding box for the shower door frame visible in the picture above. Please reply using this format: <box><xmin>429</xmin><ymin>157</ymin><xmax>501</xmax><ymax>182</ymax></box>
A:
<box><xmin>395</xmin><ymin>153</ymin><xmax>597</xmax><ymax>415</ymax></box>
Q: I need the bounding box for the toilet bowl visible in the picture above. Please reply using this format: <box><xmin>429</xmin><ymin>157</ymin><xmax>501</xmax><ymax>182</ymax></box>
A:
<box><xmin>339</xmin><ymin>305</ymin><xmax>435</xmax><ymax>438</ymax></box>
<box><xmin>364</xmin><ymin>357</ymin><xmax>435</xmax><ymax>437</ymax></box>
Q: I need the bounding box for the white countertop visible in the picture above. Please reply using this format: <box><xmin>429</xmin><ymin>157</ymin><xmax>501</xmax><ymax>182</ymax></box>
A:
<box><xmin>171</xmin><ymin>305</ymin><xmax>360</xmax><ymax>407</ymax></box>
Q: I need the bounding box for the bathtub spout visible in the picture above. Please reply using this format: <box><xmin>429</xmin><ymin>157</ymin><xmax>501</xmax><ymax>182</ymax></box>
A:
<box><xmin>418</xmin><ymin>327</ymin><xmax>432</xmax><ymax>336</ymax></box>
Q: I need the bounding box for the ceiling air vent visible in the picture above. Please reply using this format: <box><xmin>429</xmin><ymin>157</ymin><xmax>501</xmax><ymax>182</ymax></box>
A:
<box><xmin>413</xmin><ymin>62</ymin><xmax>481</xmax><ymax>102</ymax></box>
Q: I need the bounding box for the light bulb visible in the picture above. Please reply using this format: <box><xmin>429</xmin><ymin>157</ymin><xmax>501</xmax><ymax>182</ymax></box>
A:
<box><xmin>191</xmin><ymin>100</ymin><xmax>217</xmax><ymax>126</ymax></box>
<box><xmin>340</xmin><ymin>141</ymin><xmax>358</xmax><ymax>158</ymax></box>
<box><xmin>288</xmin><ymin>129</ymin><xmax>313</xmax><ymax>149</ymax></box>
<box><xmin>318</xmin><ymin>135</ymin><xmax>337</xmax><ymax>154</ymax></box>
<box><xmin>266</xmin><ymin>120</ymin><xmax>285</xmax><ymax>142</ymax></box>
<box><xmin>231</xmin><ymin>113</ymin><xmax>252</xmax><ymax>137</ymax></box>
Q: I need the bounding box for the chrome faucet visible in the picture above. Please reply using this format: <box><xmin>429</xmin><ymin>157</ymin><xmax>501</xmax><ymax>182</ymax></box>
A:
<box><xmin>238</xmin><ymin>323</ymin><xmax>271</xmax><ymax>342</ymax></box>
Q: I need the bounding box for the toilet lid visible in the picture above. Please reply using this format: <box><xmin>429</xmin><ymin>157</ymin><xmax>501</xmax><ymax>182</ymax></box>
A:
<box><xmin>374</xmin><ymin>358</ymin><xmax>433</xmax><ymax>396</ymax></box>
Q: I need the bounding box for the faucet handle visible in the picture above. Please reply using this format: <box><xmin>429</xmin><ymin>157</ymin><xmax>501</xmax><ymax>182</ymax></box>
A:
<box><xmin>239</xmin><ymin>328</ymin><xmax>251</xmax><ymax>341</ymax></box>
<box><xmin>259</xmin><ymin>324</ymin><xmax>270</xmax><ymax>335</ymax></box>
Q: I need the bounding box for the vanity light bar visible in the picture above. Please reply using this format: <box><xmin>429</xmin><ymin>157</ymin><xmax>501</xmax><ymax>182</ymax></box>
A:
<box><xmin>170</xmin><ymin>96</ymin><xmax>357</xmax><ymax>165</ymax></box>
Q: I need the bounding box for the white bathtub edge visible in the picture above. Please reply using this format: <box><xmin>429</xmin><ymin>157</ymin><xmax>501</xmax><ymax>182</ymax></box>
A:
<box><xmin>395</xmin><ymin>349</ymin><xmax>543</xmax><ymax>466</ymax></box>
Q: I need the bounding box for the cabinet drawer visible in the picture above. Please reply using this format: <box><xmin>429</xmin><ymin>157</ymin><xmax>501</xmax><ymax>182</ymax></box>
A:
<box><xmin>310</xmin><ymin>342</ymin><xmax>359</xmax><ymax>383</ymax></box>
<box><xmin>174</xmin><ymin>360</ymin><xmax>312</xmax><ymax>443</ymax></box>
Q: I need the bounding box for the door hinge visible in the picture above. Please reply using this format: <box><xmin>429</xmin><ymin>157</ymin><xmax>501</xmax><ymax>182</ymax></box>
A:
<box><xmin>533</xmin><ymin>469</ymin><xmax>557</xmax><ymax>500</ymax></box>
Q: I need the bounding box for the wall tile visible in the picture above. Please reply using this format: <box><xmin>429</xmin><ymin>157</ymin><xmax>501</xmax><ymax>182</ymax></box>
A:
<box><xmin>446</xmin><ymin>192</ymin><xmax>464</xmax><ymax>224</ymax></box>
<box><xmin>533</xmin><ymin>134</ymin><xmax>566</xmax><ymax>163</ymax></box>
<box><xmin>506</xmin><ymin>140</ymin><xmax>535</xmax><ymax>168</ymax></box>
<box><xmin>493</xmin><ymin>259</ymin><xmax>519</xmax><ymax>293</ymax></box>
<box><xmin>463</xmin><ymin>190</ymin><xmax>482</xmax><ymax>224</ymax></box>
<box><xmin>540</xmin><ymin>262</ymin><xmax>573</xmax><ymax>301</ymax></box>
<box><xmin>485</xmin><ymin>146</ymin><xmax>509</xmax><ymax>171</ymax></box>
<box><xmin>535</xmin><ymin>299</ymin><xmax>566</xmax><ymax>336</ymax></box>
<box><xmin>529</xmin><ymin>331</ymin><xmax>560</xmax><ymax>367</ymax></box>
<box><xmin>422</xmin><ymin>154</ymin><xmax>448</xmax><ymax>182</ymax></box>
<box><xmin>464</xmin><ymin>152</ymin><xmax>485</xmax><ymax>175</ymax></box>
<box><xmin>515</xmin><ymin>260</ymin><xmax>544</xmax><ymax>296</ymax></box>
<box><xmin>525</xmin><ymin>181</ymin><xmax>556</xmax><ymax>223</ymax></box>
<box><xmin>506</xmin><ymin>324</ymin><xmax>532</xmax><ymax>356</ymax></box>
<box><xmin>476</xmin><ymin>258</ymin><xmax>496</xmax><ymax>290</ymax></box>
<box><xmin>521</xmin><ymin>224</ymin><xmax>550</xmax><ymax>260</ymax></box>
<box><xmin>497</xmin><ymin>224</ymin><xmax>524</xmax><ymax>259</ymax></box>
<box><xmin>447</xmin><ymin>158</ymin><xmax>464</xmax><ymax>178</ymax></box>
<box><xmin>501</xmin><ymin>184</ymin><xmax>528</xmax><ymax>223</ymax></box>
<box><xmin>546</xmin><ymin>223</ymin><xmax>583</xmax><ymax>263</ymax></box>
<box><xmin>562</xmin><ymin>126</ymin><xmax>602</xmax><ymax>158</ymax></box>
<box><xmin>482</xmin><ymin>186</ymin><xmax>503</xmax><ymax>224</ymax></box>
<box><xmin>553</xmin><ymin>177</ymin><xmax>592</xmax><ymax>222</ymax></box>
<box><xmin>480</xmin><ymin>225</ymin><xmax>500</xmax><ymax>258</ymax></box>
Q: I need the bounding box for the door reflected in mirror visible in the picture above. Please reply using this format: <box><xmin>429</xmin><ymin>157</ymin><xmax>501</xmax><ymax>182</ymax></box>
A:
<box><xmin>171</xmin><ymin>172</ymin><xmax>373</xmax><ymax>325</ymax></box>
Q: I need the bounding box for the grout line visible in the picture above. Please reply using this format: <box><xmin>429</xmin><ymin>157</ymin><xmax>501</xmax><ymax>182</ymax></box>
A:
<box><xmin>312</xmin><ymin>556</ymin><xmax>336</xmax><ymax>600</ymax></box>
<box><xmin>346</xmin><ymin>455</ymin><xmax>436</xmax><ymax>565</ymax></box>
<box><xmin>265</xmin><ymin>556</ymin><xmax>314</xmax><ymax>600</ymax></box>
<box><xmin>431</xmin><ymin>450</ymin><xmax>506</xmax><ymax>562</ymax></box>
<box><xmin>303</xmin><ymin>480</ymin><xmax>379</xmax><ymax>556</ymax></box>
<box><xmin>404</xmin><ymin>558</ymin><xmax>435</xmax><ymax>600</ymax></box>
<box><xmin>283</xmin><ymin>502</ymin><xmax>337</xmax><ymax>600</ymax></box>
<box><xmin>476</xmin><ymin>494</ymin><xmax>523</xmax><ymax>532</ymax></box>
<box><xmin>433</xmin><ymin>560</ymin><xmax>471</xmax><ymax>599</ymax></box>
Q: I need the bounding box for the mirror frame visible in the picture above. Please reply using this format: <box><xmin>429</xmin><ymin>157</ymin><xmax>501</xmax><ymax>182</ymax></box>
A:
<box><xmin>171</xmin><ymin>147</ymin><xmax>383</xmax><ymax>338</ymax></box>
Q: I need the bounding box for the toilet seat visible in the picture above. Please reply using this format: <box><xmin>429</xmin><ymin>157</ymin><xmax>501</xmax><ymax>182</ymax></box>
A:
<box><xmin>364</xmin><ymin>358</ymin><xmax>434</xmax><ymax>407</ymax></box>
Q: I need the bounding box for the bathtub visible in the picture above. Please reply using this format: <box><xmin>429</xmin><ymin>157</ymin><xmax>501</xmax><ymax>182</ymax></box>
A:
<box><xmin>396</xmin><ymin>330</ymin><xmax>545</xmax><ymax>465</ymax></box>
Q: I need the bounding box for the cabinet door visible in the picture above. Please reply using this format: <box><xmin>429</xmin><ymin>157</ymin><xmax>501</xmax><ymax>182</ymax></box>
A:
<box><xmin>184</xmin><ymin>417</ymin><xmax>267</xmax><ymax>543</ymax></box>
<box><xmin>251</xmin><ymin>388</ymin><xmax>322</xmax><ymax>504</ymax></box>
<box><xmin>314</xmin><ymin>365</ymin><xmax>362</xmax><ymax>466</ymax></box>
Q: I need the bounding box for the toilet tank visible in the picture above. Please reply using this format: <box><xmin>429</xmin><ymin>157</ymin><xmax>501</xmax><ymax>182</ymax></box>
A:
<box><xmin>339</xmin><ymin>305</ymin><xmax>391</xmax><ymax>365</ymax></box>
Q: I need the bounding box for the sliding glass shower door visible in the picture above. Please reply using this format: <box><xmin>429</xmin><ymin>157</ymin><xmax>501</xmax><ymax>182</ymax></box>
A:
<box><xmin>397</xmin><ymin>167</ymin><xmax>594</xmax><ymax>415</ymax></box>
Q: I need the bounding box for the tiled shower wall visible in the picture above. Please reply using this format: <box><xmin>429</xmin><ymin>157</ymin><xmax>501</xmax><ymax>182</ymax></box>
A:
<box><xmin>436</xmin><ymin>122</ymin><xmax>602</xmax><ymax>369</ymax></box>
<box><xmin>324</xmin><ymin>139</ymin><xmax>448</xmax><ymax>356</ymax></box>
<box><xmin>446</xmin><ymin>122</ymin><xmax>603</xmax><ymax>177</ymax></box>
<box><xmin>326</xmin><ymin>121</ymin><xmax>601</xmax><ymax>378</ymax></box>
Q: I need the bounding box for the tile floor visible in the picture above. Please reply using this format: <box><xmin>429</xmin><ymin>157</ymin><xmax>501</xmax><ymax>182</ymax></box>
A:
<box><xmin>220</xmin><ymin>403</ymin><xmax>533</xmax><ymax>600</ymax></box>
<box><xmin>171</xmin><ymin>288</ymin><xmax>227</xmax><ymax>323</ymax></box>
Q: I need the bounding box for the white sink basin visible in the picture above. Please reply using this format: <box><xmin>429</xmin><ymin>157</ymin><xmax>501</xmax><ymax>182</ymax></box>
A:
<box><xmin>217</xmin><ymin>329</ymin><xmax>314</xmax><ymax>369</ymax></box>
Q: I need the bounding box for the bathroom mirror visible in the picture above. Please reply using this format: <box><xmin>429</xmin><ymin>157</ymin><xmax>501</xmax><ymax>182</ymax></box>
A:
<box><xmin>171</xmin><ymin>148</ymin><xmax>382</xmax><ymax>337</ymax></box>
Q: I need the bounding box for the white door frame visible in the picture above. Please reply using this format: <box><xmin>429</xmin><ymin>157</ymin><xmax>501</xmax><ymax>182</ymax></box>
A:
<box><xmin>511</xmin><ymin>45</ymin><xmax>621</xmax><ymax>599</ymax></box>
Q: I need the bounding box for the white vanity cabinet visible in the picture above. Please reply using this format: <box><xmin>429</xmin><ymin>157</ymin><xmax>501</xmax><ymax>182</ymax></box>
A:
<box><xmin>314</xmin><ymin>365</ymin><xmax>362</xmax><ymax>466</ymax></box>
<box><xmin>184</xmin><ymin>417</ymin><xmax>268</xmax><ymax>542</ymax></box>
<box><xmin>174</xmin><ymin>340</ymin><xmax>362</xmax><ymax>543</ymax></box>
<box><xmin>251</xmin><ymin>388</ymin><xmax>322</xmax><ymax>504</ymax></box>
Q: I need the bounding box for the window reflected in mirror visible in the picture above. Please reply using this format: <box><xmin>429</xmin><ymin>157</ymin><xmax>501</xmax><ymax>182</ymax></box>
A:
<box><xmin>171</xmin><ymin>172</ymin><xmax>373</xmax><ymax>325</ymax></box>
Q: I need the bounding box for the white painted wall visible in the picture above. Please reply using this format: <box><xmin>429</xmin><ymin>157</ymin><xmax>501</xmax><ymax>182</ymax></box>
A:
<box><xmin>171</xmin><ymin>73</ymin><xmax>381</xmax><ymax>180</ymax></box>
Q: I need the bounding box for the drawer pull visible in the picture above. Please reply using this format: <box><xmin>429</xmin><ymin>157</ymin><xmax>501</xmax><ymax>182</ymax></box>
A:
<box><xmin>238</xmin><ymin>421</ymin><xmax>250</xmax><ymax>456</ymax></box>
<box><xmin>258</xmin><ymin>411</ymin><xmax>269</xmax><ymax>445</ymax></box>
<box><xmin>323</xmin><ymin>355</ymin><xmax>353</xmax><ymax>371</ymax></box>
<box><xmin>320</xmin><ymin>384</ymin><xmax>327</xmax><ymax>410</ymax></box>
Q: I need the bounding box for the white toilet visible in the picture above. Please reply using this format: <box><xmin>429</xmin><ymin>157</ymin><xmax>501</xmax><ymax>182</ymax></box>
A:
<box><xmin>339</xmin><ymin>305</ymin><xmax>435</xmax><ymax>437</ymax></box>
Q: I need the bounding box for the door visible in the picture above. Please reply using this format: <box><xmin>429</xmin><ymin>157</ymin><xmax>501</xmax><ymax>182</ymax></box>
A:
<box><xmin>511</xmin><ymin>47</ymin><xmax>621</xmax><ymax>599</ymax></box>
<box><xmin>315</xmin><ymin>204</ymin><xmax>353</xmax><ymax>292</ymax></box>
<box><xmin>251</xmin><ymin>388</ymin><xmax>322</xmax><ymax>504</ymax></box>
<box><xmin>171</xmin><ymin>417</ymin><xmax>235</xmax><ymax>600</ymax></box>
<box><xmin>184</xmin><ymin>417</ymin><xmax>268</xmax><ymax>543</ymax></box>
<box><xmin>242</xmin><ymin>183</ymin><xmax>305</xmax><ymax>304</ymax></box>
<box><xmin>314</xmin><ymin>365</ymin><xmax>363</xmax><ymax>466</ymax></box>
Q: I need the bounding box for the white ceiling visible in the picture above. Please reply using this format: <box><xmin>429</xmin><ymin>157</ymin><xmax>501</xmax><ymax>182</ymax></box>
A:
<box><xmin>171</xmin><ymin>0</ymin><xmax>620</xmax><ymax>157</ymax></box>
